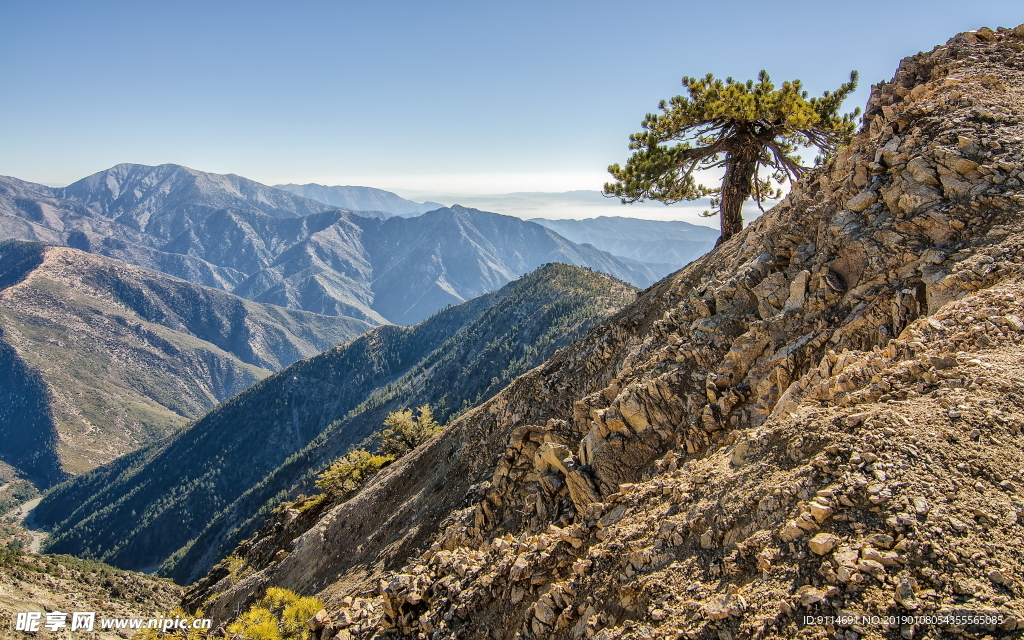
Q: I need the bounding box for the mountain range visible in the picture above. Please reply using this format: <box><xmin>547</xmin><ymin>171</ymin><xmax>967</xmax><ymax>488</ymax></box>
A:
<box><xmin>0</xmin><ymin>164</ymin><xmax>670</xmax><ymax>491</ymax></box>
<box><xmin>0</xmin><ymin>240</ymin><xmax>373</xmax><ymax>486</ymax></box>
<box><xmin>0</xmin><ymin>164</ymin><xmax>661</xmax><ymax>325</ymax></box>
<box><xmin>34</xmin><ymin>264</ymin><xmax>637</xmax><ymax>580</ymax></box>
<box><xmin>272</xmin><ymin>187</ymin><xmax>722</xmax><ymax>276</ymax></box>
<box><xmin>273</xmin><ymin>183</ymin><xmax>444</xmax><ymax>217</ymax></box>
<box><xmin>529</xmin><ymin>216</ymin><xmax>719</xmax><ymax>271</ymax></box>
<box><xmin>272</xmin><ymin>185</ymin><xmax>719</xmax><ymax>277</ymax></box>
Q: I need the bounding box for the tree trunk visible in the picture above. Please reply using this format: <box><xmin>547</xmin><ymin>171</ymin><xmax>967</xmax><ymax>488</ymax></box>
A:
<box><xmin>717</xmin><ymin>143</ymin><xmax>761</xmax><ymax>245</ymax></box>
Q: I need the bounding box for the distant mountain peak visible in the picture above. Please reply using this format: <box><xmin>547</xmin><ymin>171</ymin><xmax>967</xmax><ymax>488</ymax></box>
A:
<box><xmin>58</xmin><ymin>163</ymin><xmax>337</xmax><ymax>226</ymax></box>
<box><xmin>273</xmin><ymin>183</ymin><xmax>443</xmax><ymax>218</ymax></box>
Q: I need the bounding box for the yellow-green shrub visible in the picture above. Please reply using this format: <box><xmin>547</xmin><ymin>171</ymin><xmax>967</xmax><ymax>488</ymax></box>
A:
<box><xmin>313</xmin><ymin>405</ymin><xmax>443</xmax><ymax>505</ymax></box>
<box><xmin>225</xmin><ymin>587</ymin><xmax>323</xmax><ymax>640</ymax></box>
<box><xmin>315</xmin><ymin>449</ymin><xmax>393</xmax><ymax>498</ymax></box>
<box><xmin>377</xmin><ymin>404</ymin><xmax>442</xmax><ymax>458</ymax></box>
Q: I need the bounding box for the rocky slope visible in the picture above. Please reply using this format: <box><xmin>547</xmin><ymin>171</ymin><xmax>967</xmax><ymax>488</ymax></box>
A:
<box><xmin>0</xmin><ymin>166</ymin><xmax>659</xmax><ymax>325</ymax></box>
<box><xmin>0</xmin><ymin>551</ymin><xmax>181</xmax><ymax>640</ymax></box>
<box><xmin>0</xmin><ymin>240</ymin><xmax>372</xmax><ymax>484</ymax></box>
<box><xmin>34</xmin><ymin>265</ymin><xmax>637</xmax><ymax>582</ymax></box>
<box><xmin>188</xmin><ymin>26</ymin><xmax>1024</xmax><ymax>639</ymax></box>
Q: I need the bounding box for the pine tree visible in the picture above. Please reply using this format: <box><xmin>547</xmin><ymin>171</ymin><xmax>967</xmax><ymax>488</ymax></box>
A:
<box><xmin>604</xmin><ymin>70</ymin><xmax>860</xmax><ymax>243</ymax></box>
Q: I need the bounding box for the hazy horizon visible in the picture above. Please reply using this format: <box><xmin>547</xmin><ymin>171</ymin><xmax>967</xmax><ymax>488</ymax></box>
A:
<box><xmin>20</xmin><ymin>165</ymin><xmax>757</xmax><ymax>228</ymax></box>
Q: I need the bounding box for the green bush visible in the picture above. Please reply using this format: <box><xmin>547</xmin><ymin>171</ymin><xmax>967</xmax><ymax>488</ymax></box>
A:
<box><xmin>377</xmin><ymin>404</ymin><xmax>442</xmax><ymax>458</ymax></box>
<box><xmin>313</xmin><ymin>405</ymin><xmax>443</xmax><ymax>506</ymax></box>
<box><xmin>314</xmin><ymin>449</ymin><xmax>393</xmax><ymax>499</ymax></box>
<box><xmin>226</xmin><ymin>587</ymin><xmax>323</xmax><ymax>640</ymax></box>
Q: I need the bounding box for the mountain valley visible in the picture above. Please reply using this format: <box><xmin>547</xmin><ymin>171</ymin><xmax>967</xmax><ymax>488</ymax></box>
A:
<box><xmin>33</xmin><ymin>265</ymin><xmax>637</xmax><ymax>584</ymax></box>
<box><xmin>0</xmin><ymin>240</ymin><xmax>373</xmax><ymax>486</ymax></box>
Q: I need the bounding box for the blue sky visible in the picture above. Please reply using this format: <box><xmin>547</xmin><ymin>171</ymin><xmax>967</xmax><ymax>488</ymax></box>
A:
<box><xmin>2</xmin><ymin>1</ymin><xmax>1022</xmax><ymax>194</ymax></box>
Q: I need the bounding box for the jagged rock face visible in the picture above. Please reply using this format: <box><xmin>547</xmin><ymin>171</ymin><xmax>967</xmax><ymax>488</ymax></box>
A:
<box><xmin>192</xmin><ymin>27</ymin><xmax>1024</xmax><ymax>639</ymax></box>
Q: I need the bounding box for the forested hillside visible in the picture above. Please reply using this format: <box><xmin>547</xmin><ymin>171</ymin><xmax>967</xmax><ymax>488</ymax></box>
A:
<box><xmin>0</xmin><ymin>240</ymin><xmax>372</xmax><ymax>483</ymax></box>
<box><xmin>34</xmin><ymin>265</ymin><xmax>637</xmax><ymax>582</ymax></box>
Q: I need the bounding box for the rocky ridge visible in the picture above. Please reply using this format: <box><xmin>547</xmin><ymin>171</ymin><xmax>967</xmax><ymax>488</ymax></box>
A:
<box><xmin>189</xmin><ymin>26</ymin><xmax>1024</xmax><ymax>639</ymax></box>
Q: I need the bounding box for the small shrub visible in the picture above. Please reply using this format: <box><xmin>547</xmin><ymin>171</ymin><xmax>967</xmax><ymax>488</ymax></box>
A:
<box><xmin>313</xmin><ymin>405</ymin><xmax>443</xmax><ymax>508</ymax></box>
<box><xmin>315</xmin><ymin>449</ymin><xmax>393</xmax><ymax>499</ymax></box>
<box><xmin>377</xmin><ymin>405</ymin><xmax>442</xmax><ymax>458</ymax></box>
<box><xmin>226</xmin><ymin>587</ymin><xmax>324</xmax><ymax>640</ymax></box>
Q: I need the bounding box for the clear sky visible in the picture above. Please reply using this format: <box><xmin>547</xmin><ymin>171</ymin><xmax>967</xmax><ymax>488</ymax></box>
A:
<box><xmin>2</xmin><ymin>1</ymin><xmax>1022</xmax><ymax>194</ymax></box>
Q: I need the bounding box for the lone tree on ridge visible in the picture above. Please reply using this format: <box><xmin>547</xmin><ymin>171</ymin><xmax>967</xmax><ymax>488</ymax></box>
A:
<box><xmin>604</xmin><ymin>70</ymin><xmax>861</xmax><ymax>243</ymax></box>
